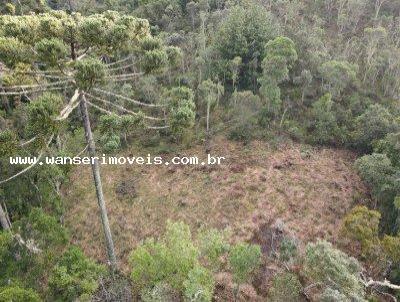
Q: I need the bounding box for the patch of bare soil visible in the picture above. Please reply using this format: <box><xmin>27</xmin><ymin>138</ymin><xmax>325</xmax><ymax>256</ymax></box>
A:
<box><xmin>63</xmin><ymin>136</ymin><xmax>367</xmax><ymax>275</ymax></box>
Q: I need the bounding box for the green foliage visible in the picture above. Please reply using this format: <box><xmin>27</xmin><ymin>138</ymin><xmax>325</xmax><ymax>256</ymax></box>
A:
<box><xmin>0</xmin><ymin>209</ymin><xmax>68</xmax><ymax>289</ymax></box>
<box><xmin>140</xmin><ymin>282</ymin><xmax>177</xmax><ymax>302</ymax></box>
<box><xmin>141</xmin><ymin>49</ymin><xmax>168</xmax><ymax>73</ymax></box>
<box><xmin>279</xmin><ymin>237</ymin><xmax>298</xmax><ymax>262</ymax></box>
<box><xmin>35</xmin><ymin>38</ymin><xmax>68</xmax><ymax>66</ymax></box>
<box><xmin>48</xmin><ymin>246</ymin><xmax>106</xmax><ymax>301</ymax></box>
<box><xmin>341</xmin><ymin>206</ymin><xmax>381</xmax><ymax>257</ymax></box>
<box><xmin>264</xmin><ymin>36</ymin><xmax>298</xmax><ymax>67</ymax></box>
<box><xmin>373</xmin><ymin>132</ymin><xmax>400</xmax><ymax>167</ymax></box>
<box><xmin>0</xmin><ymin>130</ymin><xmax>18</xmax><ymax>157</ymax></box>
<box><xmin>303</xmin><ymin>240</ymin><xmax>365</xmax><ymax>300</ymax></box>
<box><xmin>319</xmin><ymin>287</ymin><xmax>349</xmax><ymax>302</ymax></box>
<box><xmin>319</xmin><ymin>60</ymin><xmax>358</xmax><ymax>98</ymax></box>
<box><xmin>0</xmin><ymin>286</ymin><xmax>41</xmax><ymax>302</ymax></box>
<box><xmin>166</xmin><ymin>46</ymin><xmax>182</xmax><ymax>68</ymax></box>
<box><xmin>355</xmin><ymin>153</ymin><xmax>397</xmax><ymax>200</ymax></box>
<box><xmin>309</xmin><ymin>93</ymin><xmax>340</xmax><ymax>145</ymax></box>
<box><xmin>183</xmin><ymin>265</ymin><xmax>215</xmax><ymax>302</ymax></box>
<box><xmin>214</xmin><ymin>4</ymin><xmax>278</xmax><ymax>88</ymax></box>
<box><xmin>382</xmin><ymin>235</ymin><xmax>400</xmax><ymax>264</ymax></box>
<box><xmin>100</xmin><ymin>133</ymin><xmax>121</xmax><ymax>153</ymax></box>
<box><xmin>14</xmin><ymin>207</ymin><xmax>69</xmax><ymax>250</ymax></box>
<box><xmin>198</xmin><ymin>228</ymin><xmax>230</xmax><ymax>270</ymax></box>
<box><xmin>74</xmin><ymin>57</ymin><xmax>106</xmax><ymax>91</ymax></box>
<box><xmin>228</xmin><ymin>243</ymin><xmax>261</xmax><ymax>284</ymax></box>
<box><xmin>0</xmin><ymin>37</ymin><xmax>33</xmax><ymax>67</ymax></box>
<box><xmin>353</xmin><ymin>104</ymin><xmax>398</xmax><ymax>152</ymax></box>
<box><xmin>259</xmin><ymin>36</ymin><xmax>297</xmax><ymax>117</ymax></box>
<box><xmin>27</xmin><ymin>92</ymin><xmax>63</xmax><ymax>140</ymax></box>
<box><xmin>228</xmin><ymin>90</ymin><xmax>262</xmax><ymax>142</ymax></box>
<box><xmin>198</xmin><ymin>79</ymin><xmax>224</xmax><ymax>108</ymax></box>
<box><xmin>166</xmin><ymin>87</ymin><xmax>196</xmax><ymax>136</ymax></box>
<box><xmin>129</xmin><ymin>221</ymin><xmax>200</xmax><ymax>292</ymax></box>
<box><xmin>268</xmin><ymin>272</ymin><xmax>302</xmax><ymax>302</ymax></box>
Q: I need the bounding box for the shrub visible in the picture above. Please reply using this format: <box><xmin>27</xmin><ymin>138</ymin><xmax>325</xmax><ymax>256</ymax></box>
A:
<box><xmin>279</xmin><ymin>237</ymin><xmax>298</xmax><ymax>262</ymax></box>
<box><xmin>341</xmin><ymin>206</ymin><xmax>381</xmax><ymax>257</ymax></box>
<box><xmin>140</xmin><ymin>282</ymin><xmax>177</xmax><ymax>302</ymax></box>
<box><xmin>355</xmin><ymin>153</ymin><xmax>397</xmax><ymax>200</ymax></box>
<box><xmin>129</xmin><ymin>221</ymin><xmax>199</xmax><ymax>292</ymax></box>
<box><xmin>268</xmin><ymin>272</ymin><xmax>302</xmax><ymax>302</ymax></box>
<box><xmin>319</xmin><ymin>287</ymin><xmax>348</xmax><ymax>302</ymax></box>
<box><xmin>0</xmin><ymin>286</ymin><xmax>41</xmax><ymax>302</ymax></box>
<box><xmin>198</xmin><ymin>228</ymin><xmax>230</xmax><ymax>270</ymax></box>
<box><xmin>183</xmin><ymin>265</ymin><xmax>215</xmax><ymax>302</ymax></box>
<box><xmin>228</xmin><ymin>243</ymin><xmax>261</xmax><ymax>284</ymax></box>
<box><xmin>309</xmin><ymin>93</ymin><xmax>340</xmax><ymax>145</ymax></box>
<box><xmin>303</xmin><ymin>240</ymin><xmax>365</xmax><ymax>300</ymax></box>
<box><xmin>353</xmin><ymin>104</ymin><xmax>398</xmax><ymax>152</ymax></box>
<box><xmin>48</xmin><ymin>246</ymin><xmax>106</xmax><ymax>301</ymax></box>
<box><xmin>373</xmin><ymin>132</ymin><xmax>400</xmax><ymax>167</ymax></box>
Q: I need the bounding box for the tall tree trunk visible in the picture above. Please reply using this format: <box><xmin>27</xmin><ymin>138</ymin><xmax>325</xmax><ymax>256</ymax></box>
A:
<box><xmin>0</xmin><ymin>203</ymin><xmax>10</xmax><ymax>230</ymax></box>
<box><xmin>80</xmin><ymin>93</ymin><xmax>117</xmax><ymax>271</ymax></box>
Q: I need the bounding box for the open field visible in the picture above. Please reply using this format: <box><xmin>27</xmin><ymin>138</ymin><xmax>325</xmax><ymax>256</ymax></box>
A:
<box><xmin>63</xmin><ymin>136</ymin><xmax>368</xmax><ymax>270</ymax></box>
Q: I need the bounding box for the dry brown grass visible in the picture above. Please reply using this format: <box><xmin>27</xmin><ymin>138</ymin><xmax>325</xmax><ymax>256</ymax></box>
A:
<box><xmin>62</xmin><ymin>136</ymin><xmax>367</xmax><ymax>271</ymax></box>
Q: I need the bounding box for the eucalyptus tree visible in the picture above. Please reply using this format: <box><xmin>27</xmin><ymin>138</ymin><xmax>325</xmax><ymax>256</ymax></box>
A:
<box><xmin>0</xmin><ymin>10</ymin><xmax>194</xmax><ymax>271</ymax></box>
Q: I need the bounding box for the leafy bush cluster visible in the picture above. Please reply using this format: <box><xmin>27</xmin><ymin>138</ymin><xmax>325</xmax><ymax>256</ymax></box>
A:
<box><xmin>129</xmin><ymin>221</ymin><xmax>261</xmax><ymax>301</ymax></box>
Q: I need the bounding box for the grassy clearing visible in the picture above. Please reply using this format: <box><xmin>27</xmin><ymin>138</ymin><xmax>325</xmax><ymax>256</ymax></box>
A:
<box><xmin>62</xmin><ymin>136</ymin><xmax>367</xmax><ymax>270</ymax></box>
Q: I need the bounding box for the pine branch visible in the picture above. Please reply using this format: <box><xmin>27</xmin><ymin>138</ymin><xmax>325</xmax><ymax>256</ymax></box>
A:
<box><xmin>0</xmin><ymin>85</ymin><xmax>72</xmax><ymax>96</ymax></box>
<box><xmin>106</xmin><ymin>55</ymin><xmax>133</xmax><ymax>66</ymax></box>
<box><xmin>20</xmin><ymin>137</ymin><xmax>37</xmax><ymax>147</ymax></box>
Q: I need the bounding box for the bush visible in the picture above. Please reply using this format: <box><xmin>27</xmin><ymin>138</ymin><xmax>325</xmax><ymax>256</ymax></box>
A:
<box><xmin>341</xmin><ymin>206</ymin><xmax>381</xmax><ymax>257</ymax></box>
<box><xmin>183</xmin><ymin>265</ymin><xmax>215</xmax><ymax>302</ymax></box>
<box><xmin>279</xmin><ymin>237</ymin><xmax>298</xmax><ymax>262</ymax></box>
<box><xmin>373</xmin><ymin>132</ymin><xmax>400</xmax><ymax>167</ymax></box>
<box><xmin>198</xmin><ymin>228</ymin><xmax>230</xmax><ymax>270</ymax></box>
<box><xmin>353</xmin><ymin>104</ymin><xmax>398</xmax><ymax>152</ymax></box>
<box><xmin>48</xmin><ymin>246</ymin><xmax>106</xmax><ymax>301</ymax></box>
<box><xmin>0</xmin><ymin>286</ymin><xmax>41</xmax><ymax>302</ymax></box>
<box><xmin>0</xmin><ymin>209</ymin><xmax>68</xmax><ymax>289</ymax></box>
<box><xmin>140</xmin><ymin>282</ymin><xmax>177</xmax><ymax>302</ymax></box>
<box><xmin>355</xmin><ymin>153</ymin><xmax>397</xmax><ymax>200</ymax></box>
<box><xmin>228</xmin><ymin>243</ymin><xmax>261</xmax><ymax>284</ymax></box>
<box><xmin>303</xmin><ymin>240</ymin><xmax>365</xmax><ymax>300</ymax></box>
<box><xmin>309</xmin><ymin>93</ymin><xmax>340</xmax><ymax>145</ymax></box>
<box><xmin>129</xmin><ymin>221</ymin><xmax>199</xmax><ymax>292</ymax></box>
<box><xmin>268</xmin><ymin>272</ymin><xmax>302</xmax><ymax>302</ymax></box>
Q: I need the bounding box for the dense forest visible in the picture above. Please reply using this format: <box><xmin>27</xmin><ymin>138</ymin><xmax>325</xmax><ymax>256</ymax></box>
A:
<box><xmin>0</xmin><ymin>0</ymin><xmax>400</xmax><ymax>301</ymax></box>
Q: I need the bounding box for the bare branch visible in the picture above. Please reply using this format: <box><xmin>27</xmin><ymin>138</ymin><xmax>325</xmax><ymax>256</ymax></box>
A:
<box><xmin>106</xmin><ymin>55</ymin><xmax>133</xmax><ymax>66</ymax></box>
<box><xmin>2</xmin><ymin>80</ymin><xmax>71</xmax><ymax>91</ymax></box>
<box><xmin>93</xmin><ymin>88</ymin><xmax>165</xmax><ymax>108</ymax></box>
<box><xmin>0</xmin><ymin>85</ymin><xmax>72</xmax><ymax>96</ymax></box>
<box><xmin>363</xmin><ymin>278</ymin><xmax>400</xmax><ymax>290</ymax></box>
<box><xmin>56</xmin><ymin>89</ymin><xmax>80</xmax><ymax>121</ymax></box>
<box><xmin>85</xmin><ymin>93</ymin><xmax>164</xmax><ymax>121</ymax></box>
<box><xmin>85</xmin><ymin>100</ymin><xmax>169</xmax><ymax>130</ymax></box>
<box><xmin>107</xmin><ymin>63</ymin><xmax>139</xmax><ymax>72</ymax></box>
<box><xmin>20</xmin><ymin>137</ymin><xmax>37</xmax><ymax>147</ymax></box>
